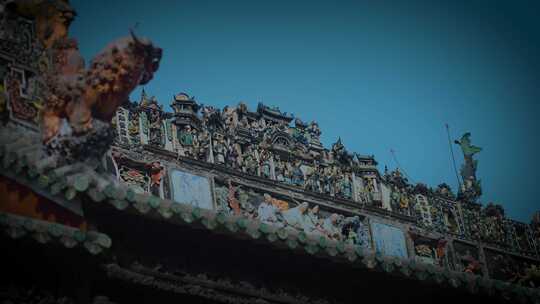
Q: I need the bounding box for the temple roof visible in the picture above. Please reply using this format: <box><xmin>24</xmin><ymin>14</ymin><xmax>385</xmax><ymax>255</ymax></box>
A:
<box><xmin>1</xmin><ymin>123</ymin><xmax>539</xmax><ymax>302</ymax></box>
<box><xmin>257</xmin><ymin>102</ymin><xmax>294</xmax><ymax>123</ymax></box>
<box><xmin>1</xmin><ymin>6</ymin><xmax>539</xmax><ymax>302</ymax></box>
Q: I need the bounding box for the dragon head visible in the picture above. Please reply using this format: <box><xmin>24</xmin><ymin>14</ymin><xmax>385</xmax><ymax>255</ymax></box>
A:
<box><xmin>130</xmin><ymin>29</ymin><xmax>162</xmax><ymax>85</ymax></box>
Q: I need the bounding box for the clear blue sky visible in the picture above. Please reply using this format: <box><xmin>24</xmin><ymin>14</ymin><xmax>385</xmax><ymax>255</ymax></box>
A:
<box><xmin>70</xmin><ymin>0</ymin><xmax>540</xmax><ymax>223</ymax></box>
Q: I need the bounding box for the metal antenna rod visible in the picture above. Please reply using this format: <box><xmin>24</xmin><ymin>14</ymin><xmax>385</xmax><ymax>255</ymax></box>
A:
<box><xmin>445</xmin><ymin>123</ymin><xmax>462</xmax><ymax>189</ymax></box>
<box><xmin>390</xmin><ymin>148</ymin><xmax>415</xmax><ymax>184</ymax></box>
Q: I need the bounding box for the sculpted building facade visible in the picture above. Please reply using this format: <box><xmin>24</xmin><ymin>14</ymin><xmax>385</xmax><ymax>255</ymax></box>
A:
<box><xmin>110</xmin><ymin>90</ymin><xmax>540</xmax><ymax>280</ymax></box>
<box><xmin>0</xmin><ymin>2</ymin><xmax>539</xmax><ymax>303</ymax></box>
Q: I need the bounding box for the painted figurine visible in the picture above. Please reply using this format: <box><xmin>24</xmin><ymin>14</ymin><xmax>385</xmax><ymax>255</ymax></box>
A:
<box><xmin>227</xmin><ymin>180</ymin><xmax>242</xmax><ymax>216</ymax></box>
<box><xmin>257</xmin><ymin>194</ymin><xmax>281</xmax><ymax>226</ymax></box>
<box><xmin>454</xmin><ymin>132</ymin><xmax>483</xmax><ymax>202</ymax></box>
<box><xmin>147</xmin><ymin>161</ymin><xmax>164</xmax><ymax>197</ymax></box>
<box><xmin>213</xmin><ymin>134</ymin><xmax>226</xmax><ymax>165</ymax></box>
<box><xmin>282</xmin><ymin>202</ymin><xmax>309</xmax><ymax>230</ymax></box>
<box><xmin>322</xmin><ymin>214</ymin><xmax>341</xmax><ymax>240</ymax></box>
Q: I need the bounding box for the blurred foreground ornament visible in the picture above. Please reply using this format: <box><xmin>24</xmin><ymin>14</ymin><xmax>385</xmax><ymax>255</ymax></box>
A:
<box><xmin>1</xmin><ymin>0</ymin><xmax>162</xmax><ymax>170</ymax></box>
<box><xmin>42</xmin><ymin>29</ymin><xmax>162</xmax><ymax>165</ymax></box>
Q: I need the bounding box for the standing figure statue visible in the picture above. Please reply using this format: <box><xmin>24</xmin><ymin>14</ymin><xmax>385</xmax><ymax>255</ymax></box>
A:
<box><xmin>259</xmin><ymin>150</ymin><xmax>272</xmax><ymax>179</ymax></box>
<box><xmin>339</xmin><ymin>173</ymin><xmax>353</xmax><ymax>199</ymax></box>
<box><xmin>291</xmin><ymin>159</ymin><xmax>305</xmax><ymax>187</ymax></box>
<box><xmin>225</xmin><ymin>141</ymin><xmax>239</xmax><ymax>169</ymax></box>
<box><xmin>197</xmin><ymin>129</ymin><xmax>211</xmax><ymax>162</ymax></box>
<box><xmin>227</xmin><ymin>180</ymin><xmax>242</xmax><ymax>216</ymax></box>
<box><xmin>178</xmin><ymin>125</ymin><xmax>196</xmax><ymax>157</ymax></box>
<box><xmin>303</xmin><ymin>205</ymin><xmax>322</xmax><ymax>234</ymax></box>
<box><xmin>454</xmin><ymin>132</ymin><xmax>482</xmax><ymax>202</ymax></box>
<box><xmin>322</xmin><ymin>214</ymin><xmax>342</xmax><ymax>240</ymax></box>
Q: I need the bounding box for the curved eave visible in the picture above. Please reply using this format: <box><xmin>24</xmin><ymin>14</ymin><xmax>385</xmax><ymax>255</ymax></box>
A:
<box><xmin>81</xmin><ymin>191</ymin><xmax>540</xmax><ymax>302</ymax></box>
<box><xmin>0</xmin><ymin>211</ymin><xmax>111</xmax><ymax>255</ymax></box>
<box><xmin>1</xmin><ymin>130</ymin><xmax>539</xmax><ymax>303</ymax></box>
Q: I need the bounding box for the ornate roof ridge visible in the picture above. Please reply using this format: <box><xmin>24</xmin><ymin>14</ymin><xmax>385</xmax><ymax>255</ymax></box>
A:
<box><xmin>1</xmin><ymin>125</ymin><xmax>540</xmax><ymax>300</ymax></box>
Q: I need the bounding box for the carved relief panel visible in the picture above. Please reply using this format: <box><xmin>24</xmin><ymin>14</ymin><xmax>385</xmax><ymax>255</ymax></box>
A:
<box><xmin>452</xmin><ymin>241</ymin><xmax>483</xmax><ymax>275</ymax></box>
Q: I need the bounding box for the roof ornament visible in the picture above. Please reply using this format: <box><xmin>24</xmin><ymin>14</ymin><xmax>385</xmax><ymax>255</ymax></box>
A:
<box><xmin>454</xmin><ymin>132</ymin><xmax>482</xmax><ymax>202</ymax></box>
<box><xmin>41</xmin><ymin>28</ymin><xmax>162</xmax><ymax>165</ymax></box>
<box><xmin>2</xmin><ymin>2</ymin><xmax>162</xmax><ymax>168</ymax></box>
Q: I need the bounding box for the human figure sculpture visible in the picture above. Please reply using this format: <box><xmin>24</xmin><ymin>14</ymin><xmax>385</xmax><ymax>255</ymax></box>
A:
<box><xmin>237</xmin><ymin>188</ymin><xmax>255</xmax><ymax>216</ymax></box>
<box><xmin>364</xmin><ymin>178</ymin><xmax>376</xmax><ymax>198</ymax></box>
<box><xmin>307</xmin><ymin>121</ymin><xmax>321</xmax><ymax>145</ymax></box>
<box><xmin>225</xmin><ymin>141</ymin><xmax>239</xmax><ymax>169</ymax></box>
<box><xmin>322</xmin><ymin>167</ymin><xmax>332</xmax><ymax>195</ymax></box>
<box><xmin>239</xmin><ymin>115</ymin><xmax>249</xmax><ymax>129</ymax></box>
<box><xmin>257</xmin><ymin>194</ymin><xmax>281</xmax><ymax>226</ymax></box>
<box><xmin>201</xmin><ymin>105</ymin><xmax>214</xmax><ymax>126</ymax></box>
<box><xmin>242</xmin><ymin>145</ymin><xmax>258</xmax><ymax>175</ymax></box>
<box><xmin>222</xmin><ymin>105</ymin><xmax>238</xmax><ymax>129</ymax></box>
<box><xmin>214</xmin><ymin>185</ymin><xmax>230</xmax><ymax>214</ymax></box>
<box><xmin>399</xmin><ymin>189</ymin><xmax>410</xmax><ymax>210</ymax></box>
<box><xmin>197</xmin><ymin>129</ymin><xmax>211</xmax><ymax>161</ymax></box>
<box><xmin>283</xmin><ymin>161</ymin><xmax>293</xmax><ymax>184</ymax></box>
<box><xmin>464</xmin><ymin>260</ymin><xmax>482</xmax><ymax>275</ymax></box>
<box><xmin>304</xmin><ymin>205</ymin><xmax>323</xmax><ymax>234</ymax></box>
<box><xmin>291</xmin><ymin>160</ymin><xmax>304</xmax><ymax>187</ymax></box>
<box><xmin>213</xmin><ymin>134</ymin><xmax>226</xmax><ymax>165</ymax></box>
<box><xmin>227</xmin><ymin>180</ymin><xmax>242</xmax><ymax>216</ymax></box>
<box><xmin>148</xmin><ymin>161</ymin><xmax>163</xmax><ymax>197</ymax></box>
<box><xmin>146</xmin><ymin>102</ymin><xmax>163</xmax><ymax>147</ymax></box>
<box><xmin>341</xmin><ymin>216</ymin><xmax>367</xmax><ymax>246</ymax></box>
<box><xmin>435</xmin><ymin>239</ymin><xmax>448</xmax><ymax>267</ymax></box>
<box><xmin>337</xmin><ymin>172</ymin><xmax>352</xmax><ymax>199</ymax></box>
<box><xmin>259</xmin><ymin>150</ymin><xmax>272</xmax><ymax>179</ymax></box>
<box><xmin>261</xmin><ymin>193</ymin><xmax>289</xmax><ymax>212</ymax></box>
<box><xmin>454</xmin><ymin>133</ymin><xmax>482</xmax><ymax>178</ymax></box>
<box><xmin>178</xmin><ymin>125</ymin><xmax>195</xmax><ymax>156</ymax></box>
<box><xmin>322</xmin><ymin>213</ymin><xmax>341</xmax><ymax>240</ymax></box>
<box><xmin>274</xmin><ymin>157</ymin><xmax>285</xmax><ymax>182</ymax></box>
<box><xmin>306</xmin><ymin>168</ymin><xmax>322</xmax><ymax>193</ymax></box>
<box><xmin>282</xmin><ymin>202</ymin><xmax>309</xmax><ymax>230</ymax></box>
<box><xmin>454</xmin><ymin>132</ymin><xmax>482</xmax><ymax>202</ymax></box>
<box><xmin>333</xmin><ymin>174</ymin><xmax>343</xmax><ymax>197</ymax></box>
<box><xmin>390</xmin><ymin>186</ymin><xmax>401</xmax><ymax>208</ymax></box>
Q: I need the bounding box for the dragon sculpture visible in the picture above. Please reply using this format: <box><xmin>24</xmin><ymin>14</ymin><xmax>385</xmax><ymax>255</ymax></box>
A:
<box><xmin>42</xmin><ymin>31</ymin><xmax>162</xmax><ymax>147</ymax></box>
<box><xmin>8</xmin><ymin>0</ymin><xmax>162</xmax><ymax>164</ymax></box>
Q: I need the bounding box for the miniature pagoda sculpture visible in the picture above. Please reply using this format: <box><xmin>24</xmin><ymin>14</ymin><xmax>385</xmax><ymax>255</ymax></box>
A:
<box><xmin>171</xmin><ymin>92</ymin><xmax>201</xmax><ymax>129</ymax></box>
<box><xmin>454</xmin><ymin>132</ymin><xmax>482</xmax><ymax>202</ymax></box>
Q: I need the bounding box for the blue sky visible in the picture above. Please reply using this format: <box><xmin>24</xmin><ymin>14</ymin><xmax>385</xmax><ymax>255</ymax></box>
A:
<box><xmin>70</xmin><ymin>0</ymin><xmax>540</xmax><ymax>223</ymax></box>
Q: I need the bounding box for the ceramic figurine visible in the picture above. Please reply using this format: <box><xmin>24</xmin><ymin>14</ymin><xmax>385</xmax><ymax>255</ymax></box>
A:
<box><xmin>322</xmin><ymin>214</ymin><xmax>341</xmax><ymax>240</ymax></box>
<box><xmin>257</xmin><ymin>194</ymin><xmax>281</xmax><ymax>226</ymax></box>
<box><xmin>282</xmin><ymin>202</ymin><xmax>309</xmax><ymax>230</ymax></box>
<box><xmin>43</xmin><ymin>29</ymin><xmax>162</xmax><ymax>163</ymax></box>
